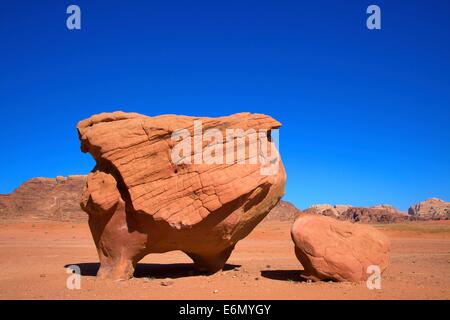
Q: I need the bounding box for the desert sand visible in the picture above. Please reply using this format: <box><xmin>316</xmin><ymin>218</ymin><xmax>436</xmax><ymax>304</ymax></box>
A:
<box><xmin>1</xmin><ymin>219</ymin><xmax>449</xmax><ymax>300</ymax></box>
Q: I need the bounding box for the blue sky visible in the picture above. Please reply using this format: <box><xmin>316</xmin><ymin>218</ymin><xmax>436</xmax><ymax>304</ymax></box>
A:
<box><xmin>1</xmin><ymin>0</ymin><xmax>449</xmax><ymax>210</ymax></box>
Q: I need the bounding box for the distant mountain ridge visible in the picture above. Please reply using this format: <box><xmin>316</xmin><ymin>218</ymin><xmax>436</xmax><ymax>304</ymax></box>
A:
<box><xmin>1</xmin><ymin>176</ymin><xmax>448</xmax><ymax>223</ymax></box>
<box><xmin>302</xmin><ymin>204</ymin><xmax>409</xmax><ymax>223</ymax></box>
<box><xmin>0</xmin><ymin>176</ymin><xmax>87</xmax><ymax>222</ymax></box>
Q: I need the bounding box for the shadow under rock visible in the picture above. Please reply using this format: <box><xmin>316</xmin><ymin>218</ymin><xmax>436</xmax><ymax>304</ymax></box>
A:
<box><xmin>64</xmin><ymin>262</ymin><xmax>240</xmax><ymax>279</ymax></box>
<box><xmin>260</xmin><ymin>269</ymin><xmax>306</xmax><ymax>282</ymax></box>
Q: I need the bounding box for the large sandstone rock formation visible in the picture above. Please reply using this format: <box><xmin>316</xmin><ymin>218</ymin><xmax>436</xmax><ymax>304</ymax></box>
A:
<box><xmin>408</xmin><ymin>198</ymin><xmax>450</xmax><ymax>220</ymax></box>
<box><xmin>77</xmin><ymin>111</ymin><xmax>286</xmax><ymax>280</ymax></box>
<box><xmin>291</xmin><ymin>214</ymin><xmax>390</xmax><ymax>282</ymax></box>
<box><xmin>303</xmin><ymin>203</ymin><xmax>408</xmax><ymax>223</ymax></box>
<box><xmin>0</xmin><ymin>176</ymin><xmax>86</xmax><ymax>221</ymax></box>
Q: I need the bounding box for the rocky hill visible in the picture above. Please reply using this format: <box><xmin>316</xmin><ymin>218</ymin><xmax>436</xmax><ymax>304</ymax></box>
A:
<box><xmin>264</xmin><ymin>200</ymin><xmax>301</xmax><ymax>221</ymax></box>
<box><xmin>0</xmin><ymin>176</ymin><xmax>87</xmax><ymax>222</ymax></box>
<box><xmin>408</xmin><ymin>198</ymin><xmax>450</xmax><ymax>220</ymax></box>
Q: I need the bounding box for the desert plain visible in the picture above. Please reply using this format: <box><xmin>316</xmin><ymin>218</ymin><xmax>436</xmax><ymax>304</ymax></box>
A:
<box><xmin>1</xmin><ymin>219</ymin><xmax>449</xmax><ymax>300</ymax></box>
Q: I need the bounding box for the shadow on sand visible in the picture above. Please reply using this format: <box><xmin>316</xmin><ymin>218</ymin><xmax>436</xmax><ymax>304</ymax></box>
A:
<box><xmin>260</xmin><ymin>269</ymin><xmax>306</xmax><ymax>282</ymax></box>
<box><xmin>64</xmin><ymin>262</ymin><xmax>240</xmax><ymax>279</ymax></box>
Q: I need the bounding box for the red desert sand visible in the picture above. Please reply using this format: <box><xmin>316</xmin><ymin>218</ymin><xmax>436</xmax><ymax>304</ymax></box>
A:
<box><xmin>0</xmin><ymin>219</ymin><xmax>450</xmax><ymax>299</ymax></box>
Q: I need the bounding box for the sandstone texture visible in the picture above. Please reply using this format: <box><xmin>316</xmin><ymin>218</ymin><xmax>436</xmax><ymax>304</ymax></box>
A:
<box><xmin>291</xmin><ymin>214</ymin><xmax>390</xmax><ymax>282</ymax></box>
<box><xmin>77</xmin><ymin>111</ymin><xmax>286</xmax><ymax>280</ymax></box>
<box><xmin>408</xmin><ymin>198</ymin><xmax>450</xmax><ymax>220</ymax></box>
<box><xmin>0</xmin><ymin>176</ymin><xmax>86</xmax><ymax>221</ymax></box>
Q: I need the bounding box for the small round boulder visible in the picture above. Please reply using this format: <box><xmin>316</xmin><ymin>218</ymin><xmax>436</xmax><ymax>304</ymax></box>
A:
<box><xmin>291</xmin><ymin>214</ymin><xmax>390</xmax><ymax>282</ymax></box>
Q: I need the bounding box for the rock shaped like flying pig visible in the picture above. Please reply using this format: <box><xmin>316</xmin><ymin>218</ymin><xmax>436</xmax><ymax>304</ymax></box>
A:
<box><xmin>77</xmin><ymin>111</ymin><xmax>286</xmax><ymax>280</ymax></box>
